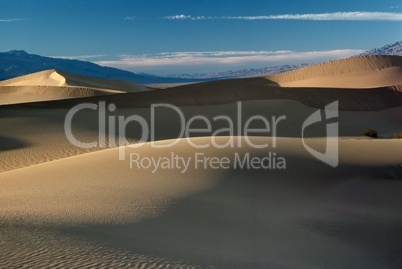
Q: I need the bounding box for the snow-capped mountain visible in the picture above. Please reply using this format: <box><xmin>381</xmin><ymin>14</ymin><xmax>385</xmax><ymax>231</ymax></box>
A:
<box><xmin>361</xmin><ymin>40</ymin><xmax>402</xmax><ymax>56</ymax></box>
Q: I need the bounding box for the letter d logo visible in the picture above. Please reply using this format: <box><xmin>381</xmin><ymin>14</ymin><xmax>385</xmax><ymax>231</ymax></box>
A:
<box><xmin>302</xmin><ymin>101</ymin><xmax>339</xmax><ymax>167</ymax></box>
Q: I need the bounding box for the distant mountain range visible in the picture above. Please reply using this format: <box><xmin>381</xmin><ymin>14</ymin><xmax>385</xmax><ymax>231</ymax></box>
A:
<box><xmin>172</xmin><ymin>40</ymin><xmax>402</xmax><ymax>80</ymax></box>
<box><xmin>0</xmin><ymin>50</ymin><xmax>196</xmax><ymax>84</ymax></box>
<box><xmin>1</xmin><ymin>40</ymin><xmax>401</xmax><ymax>83</ymax></box>
<box><xmin>361</xmin><ymin>40</ymin><xmax>402</xmax><ymax>56</ymax></box>
<box><xmin>167</xmin><ymin>64</ymin><xmax>309</xmax><ymax>80</ymax></box>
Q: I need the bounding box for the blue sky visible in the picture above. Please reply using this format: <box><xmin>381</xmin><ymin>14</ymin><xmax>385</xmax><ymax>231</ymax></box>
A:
<box><xmin>1</xmin><ymin>0</ymin><xmax>401</xmax><ymax>75</ymax></box>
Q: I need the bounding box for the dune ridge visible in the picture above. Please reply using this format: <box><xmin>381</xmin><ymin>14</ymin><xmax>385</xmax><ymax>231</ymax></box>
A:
<box><xmin>0</xmin><ymin>69</ymin><xmax>150</xmax><ymax>105</ymax></box>
<box><xmin>17</xmin><ymin>80</ymin><xmax>402</xmax><ymax>111</ymax></box>
<box><xmin>0</xmin><ymin>69</ymin><xmax>150</xmax><ymax>92</ymax></box>
<box><xmin>0</xmin><ymin>85</ymin><xmax>122</xmax><ymax>96</ymax></box>
<box><xmin>1</xmin><ymin>100</ymin><xmax>401</xmax><ymax>174</ymax></box>
<box><xmin>266</xmin><ymin>55</ymin><xmax>402</xmax><ymax>88</ymax></box>
<box><xmin>2</xmin><ymin>56</ymin><xmax>402</xmax><ymax>109</ymax></box>
<box><xmin>0</xmin><ymin>136</ymin><xmax>401</xmax><ymax>225</ymax></box>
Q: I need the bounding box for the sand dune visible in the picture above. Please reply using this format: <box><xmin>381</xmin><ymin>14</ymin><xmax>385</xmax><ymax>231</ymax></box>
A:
<box><xmin>1</xmin><ymin>137</ymin><xmax>400</xmax><ymax>225</ymax></box>
<box><xmin>0</xmin><ymin>69</ymin><xmax>150</xmax><ymax>105</ymax></box>
<box><xmin>2</xmin><ymin>56</ymin><xmax>402</xmax><ymax>109</ymax></box>
<box><xmin>0</xmin><ymin>137</ymin><xmax>401</xmax><ymax>268</ymax></box>
<box><xmin>0</xmin><ymin>85</ymin><xmax>124</xmax><ymax>105</ymax></box>
<box><xmin>266</xmin><ymin>55</ymin><xmax>402</xmax><ymax>88</ymax></box>
<box><xmin>22</xmin><ymin>78</ymin><xmax>402</xmax><ymax>111</ymax></box>
<box><xmin>1</xmin><ymin>55</ymin><xmax>402</xmax><ymax>268</ymax></box>
<box><xmin>0</xmin><ymin>69</ymin><xmax>150</xmax><ymax>92</ymax></box>
<box><xmin>1</xmin><ymin>100</ymin><xmax>401</xmax><ymax>173</ymax></box>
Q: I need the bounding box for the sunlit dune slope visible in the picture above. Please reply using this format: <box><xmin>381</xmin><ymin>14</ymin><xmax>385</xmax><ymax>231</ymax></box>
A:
<box><xmin>0</xmin><ymin>69</ymin><xmax>150</xmax><ymax>105</ymax></box>
<box><xmin>266</xmin><ymin>55</ymin><xmax>402</xmax><ymax>88</ymax></box>
<box><xmin>0</xmin><ymin>69</ymin><xmax>150</xmax><ymax>92</ymax></box>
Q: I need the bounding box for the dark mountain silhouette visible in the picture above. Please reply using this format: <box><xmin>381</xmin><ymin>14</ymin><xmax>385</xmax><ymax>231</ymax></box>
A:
<box><xmin>0</xmin><ymin>50</ymin><xmax>197</xmax><ymax>84</ymax></box>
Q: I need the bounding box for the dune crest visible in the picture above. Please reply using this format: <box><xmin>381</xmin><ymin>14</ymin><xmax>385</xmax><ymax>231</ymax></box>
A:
<box><xmin>0</xmin><ymin>69</ymin><xmax>150</xmax><ymax>92</ymax></box>
<box><xmin>0</xmin><ymin>69</ymin><xmax>150</xmax><ymax>105</ymax></box>
<box><xmin>266</xmin><ymin>55</ymin><xmax>402</xmax><ymax>88</ymax></box>
<box><xmin>0</xmin><ymin>69</ymin><xmax>67</xmax><ymax>87</ymax></box>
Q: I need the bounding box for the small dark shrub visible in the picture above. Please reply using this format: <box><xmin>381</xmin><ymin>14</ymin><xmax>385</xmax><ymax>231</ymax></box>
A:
<box><xmin>364</xmin><ymin>129</ymin><xmax>378</xmax><ymax>138</ymax></box>
<box><xmin>394</xmin><ymin>132</ymin><xmax>402</xmax><ymax>139</ymax></box>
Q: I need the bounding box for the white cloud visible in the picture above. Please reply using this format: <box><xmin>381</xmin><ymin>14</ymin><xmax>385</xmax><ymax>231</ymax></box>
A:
<box><xmin>51</xmin><ymin>54</ymin><xmax>107</xmax><ymax>60</ymax></box>
<box><xmin>95</xmin><ymin>49</ymin><xmax>365</xmax><ymax>74</ymax></box>
<box><xmin>228</xmin><ymin>12</ymin><xmax>402</xmax><ymax>21</ymax></box>
<box><xmin>164</xmin><ymin>14</ymin><xmax>206</xmax><ymax>20</ymax></box>
<box><xmin>0</xmin><ymin>18</ymin><xmax>25</xmax><ymax>22</ymax></box>
<box><xmin>164</xmin><ymin>12</ymin><xmax>402</xmax><ymax>21</ymax></box>
<box><xmin>124</xmin><ymin>16</ymin><xmax>136</xmax><ymax>20</ymax></box>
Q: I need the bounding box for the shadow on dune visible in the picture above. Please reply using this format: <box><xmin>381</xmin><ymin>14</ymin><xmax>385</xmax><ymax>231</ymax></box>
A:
<box><xmin>1</xmin><ymin>100</ymin><xmax>401</xmax><ymax>146</ymax></box>
<box><xmin>0</xmin><ymin>136</ymin><xmax>29</xmax><ymax>151</ymax></box>
<box><xmin>51</xmin><ymin>160</ymin><xmax>402</xmax><ymax>269</ymax></box>
<box><xmin>4</xmin><ymin>77</ymin><xmax>402</xmax><ymax>111</ymax></box>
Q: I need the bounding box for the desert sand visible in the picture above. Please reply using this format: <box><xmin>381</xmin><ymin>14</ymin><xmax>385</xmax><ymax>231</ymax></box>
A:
<box><xmin>0</xmin><ymin>69</ymin><xmax>150</xmax><ymax>105</ymax></box>
<box><xmin>0</xmin><ymin>55</ymin><xmax>401</xmax><ymax>268</ymax></box>
<box><xmin>266</xmin><ymin>55</ymin><xmax>402</xmax><ymax>88</ymax></box>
